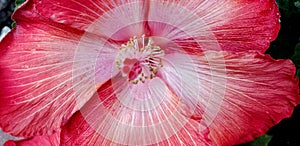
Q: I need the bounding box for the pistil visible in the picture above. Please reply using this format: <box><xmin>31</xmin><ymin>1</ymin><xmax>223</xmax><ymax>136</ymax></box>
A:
<box><xmin>116</xmin><ymin>35</ymin><xmax>164</xmax><ymax>84</ymax></box>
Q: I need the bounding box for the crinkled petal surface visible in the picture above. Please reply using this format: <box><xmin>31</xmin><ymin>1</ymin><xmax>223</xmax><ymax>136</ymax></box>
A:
<box><xmin>30</xmin><ymin>0</ymin><xmax>149</xmax><ymax>41</ymax></box>
<box><xmin>147</xmin><ymin>0</ymin><xmax>280</xmax><ymax>53</ymax></box>
<box><xmin>4</xmin><ymin>131</ymin><xmax>60</xmax><ymax>146</ymax></box>
<box><xmin>0</xmin><ymin>1</ymin><xmax>119</xmax><ymax>137</ymax></box>
<box><xmin>60</xmin><ymin>51</ymin><xmax>299</xmax><ymax>145</ymax></box>
<box><xmin>159</xmin><ymin>51</ymin><xmax>299</xmax><ymax>146</ymax></box>
<box><xmin>0</xmin><ymin>0</ymin><xmax>295</xmax><ymax>145</ymax></box>
<box><xmin>60</xmin><ymin>77</ymin><xmax>212</xmax><ymax>145</ymax></box>
<box><xmin>26</xmin><ymin>0</ymin><xmax>278</xmax><ymax>52</ymax></box>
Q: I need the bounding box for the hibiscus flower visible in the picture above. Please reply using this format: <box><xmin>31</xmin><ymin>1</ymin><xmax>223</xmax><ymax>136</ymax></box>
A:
<box><xmin>0</xmin><ymin>0</ymin><xmax>299</xmax><ymax>145</ymax></box>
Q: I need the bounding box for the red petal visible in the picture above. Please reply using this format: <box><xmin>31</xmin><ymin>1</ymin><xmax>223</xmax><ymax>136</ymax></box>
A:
<box><xmin>159</xmin><ymin>51</ymin><xmax>299</xmax><ymax>145</ymax></box>
<box><xmin>0</xmin><ymin>16</ymin><xmax>118</xmax><ymax>136</ymax></box>
<box><xmin>60</xmin><ymin>77</ymin><xmax>212</xmax><ymax>145</ymax></box>
<box><xmin>20</xmin><ymin>0</ymin><xmax>149</xmax><ymax>41</ymax></box>
<box><xmin>4</xmin><ymin>131</ymin><xmax>60</xmax><ymax>146</ymax></box>
<box><xmin>148</xmin><ymin>0</ymin><xmax>280</xmax><ymax>53</ymax></box>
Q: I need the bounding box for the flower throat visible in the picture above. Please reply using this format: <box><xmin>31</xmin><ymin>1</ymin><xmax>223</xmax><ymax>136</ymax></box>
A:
<box><xmin>116</xmin><ymin>35</ymin><xmax>164</xmax><ymax>84</ymax></box>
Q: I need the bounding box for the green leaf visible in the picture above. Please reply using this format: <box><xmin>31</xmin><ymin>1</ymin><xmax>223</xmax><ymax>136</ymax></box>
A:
<box><xmin>247</xmin><ymin>135</ymin><xmax>272</xmax><ymax>146</ymax></box>
<box><xmin>296</xmin><ymin>69</ymin><xmax>300</xmax><ymax>78</ymax></box>
<box><xmin>295</xmin><ymin>0</ymin><xmax>300</xmax><ymax>8</ymax></box>
<box><xmin>11</xmin><ymin>22</ymin><xmax>16</xmax><ymax>28</ymax></box>
<box><xmin>276</xmin><ymin>0</ymin><xmax>300</xmax><ymax>17</ymax></box>
<box><xmin>15</xmin><ymin>0</ymin><xmax>26</xmax><ymax>8</ymax></box>
<box><xmin>291</xmin><ymin>43</ymin><xmax>300</xmax><ymax>67</ymax></box>
<box><xmin>295</xmin><ymin>1</ymin><xmax>300</xmax><ymax>8</ymax></box>
<box><xmin>239</xmin><ymin>135</ymin><xmax>272</xmax><ymax>146</ymax></box>
<box><xmin>11</xmin><ymin>0</ymin><xmax>26</xmax><ymax>28</ymax></box>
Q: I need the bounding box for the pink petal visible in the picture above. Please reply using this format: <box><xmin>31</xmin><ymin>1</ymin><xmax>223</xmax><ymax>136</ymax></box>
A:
<box><xmin>60</xmin><ymin>77</ymin><xmax>212</xmax><ymax>145</ymax></box>
<box><xmin>4</xmin><ymin>131</ymin><xmax>60</xmax><ymax>146</ymax></box>
<box><xmin>147</xmin><ymin>0</ymin><xmax>280</xmax><ymax>53</ymax></box>
<box><xmin>23</xmin><ymin>0</ymin><xmax>149</xmax><ymax>41</ymax></box>
<box><xmin>159</xmin><ymin>51</ymin><xmax>299</xmax><ymax>145</ymax></box>
<box><xmin>0</xmin><ymin>13</ymin><xmax>118</xmax><ymax>137</ymax></box>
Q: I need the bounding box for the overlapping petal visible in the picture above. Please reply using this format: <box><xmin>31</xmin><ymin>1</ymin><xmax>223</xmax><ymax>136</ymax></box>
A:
<box><xmin>25</xmin><ymin>0</ymin><xmax>149</xmax><ymax>41</ymax></box>
<box><xmin>0</xmin><ymin>7</ymin><xmax>118</xmax><ymax>137</ymax></box>
<box><xmin>60</xmin><ymin>50</ymin><xmax>299</xmax><ymax>146</ymax></box>
<box><xmin>60</xmin><ymin>77</ymin><xmax>212</xmax><ymax>145</ymax></box>
<box><xmin>147</xmin><ymin>0</ymin><xmax>280</xmax><ymax>53</ymax></box>
<box><xmin>21</xmin><ymin>0</ymin><xmax>279</xmax><ymax>52</ymax></box>
<box><xmin>0</xmin><ymin>0</ymin><xmax>297</xmax><ymax>145</ymax></box>
<box><xmin>159</xmin><ymin>51</ymin><xmax>299</xmax><ymax>145</ymax></box>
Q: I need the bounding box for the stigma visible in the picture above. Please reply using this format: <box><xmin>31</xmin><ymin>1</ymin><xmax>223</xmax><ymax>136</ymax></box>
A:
<box><xmin>116</xmin><ymin>35</ymin><xmax>164</xmax><ymax>84</ymax></box>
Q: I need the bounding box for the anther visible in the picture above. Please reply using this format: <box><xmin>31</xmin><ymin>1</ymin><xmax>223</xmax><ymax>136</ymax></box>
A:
<box><xmin>115</xmin><ymin>35</ymin><xmax>164</xmax><ymax>84</ymax></box>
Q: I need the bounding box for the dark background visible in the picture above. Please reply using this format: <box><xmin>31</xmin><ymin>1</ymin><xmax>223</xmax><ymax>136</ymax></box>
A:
<box><xmin>1</xmin><ymin>0</ymin><xmax>300</xmax><ymax>145</ymax></box>
<box><xmin>0</xmin><ymin>0</ymin><xmax>14</xmax><ymax>30</ymax></box>
<box><xmin>265</xmin><ymin>0</ymin><xmax>300</xmax><ymax>146</ymax></box>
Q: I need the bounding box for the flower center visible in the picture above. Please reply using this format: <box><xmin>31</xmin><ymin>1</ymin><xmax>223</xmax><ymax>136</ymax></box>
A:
<box><xmin>116</xmin><ymin>35</ymin><xmax>164</xmax><ymax>84</ymax></box>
